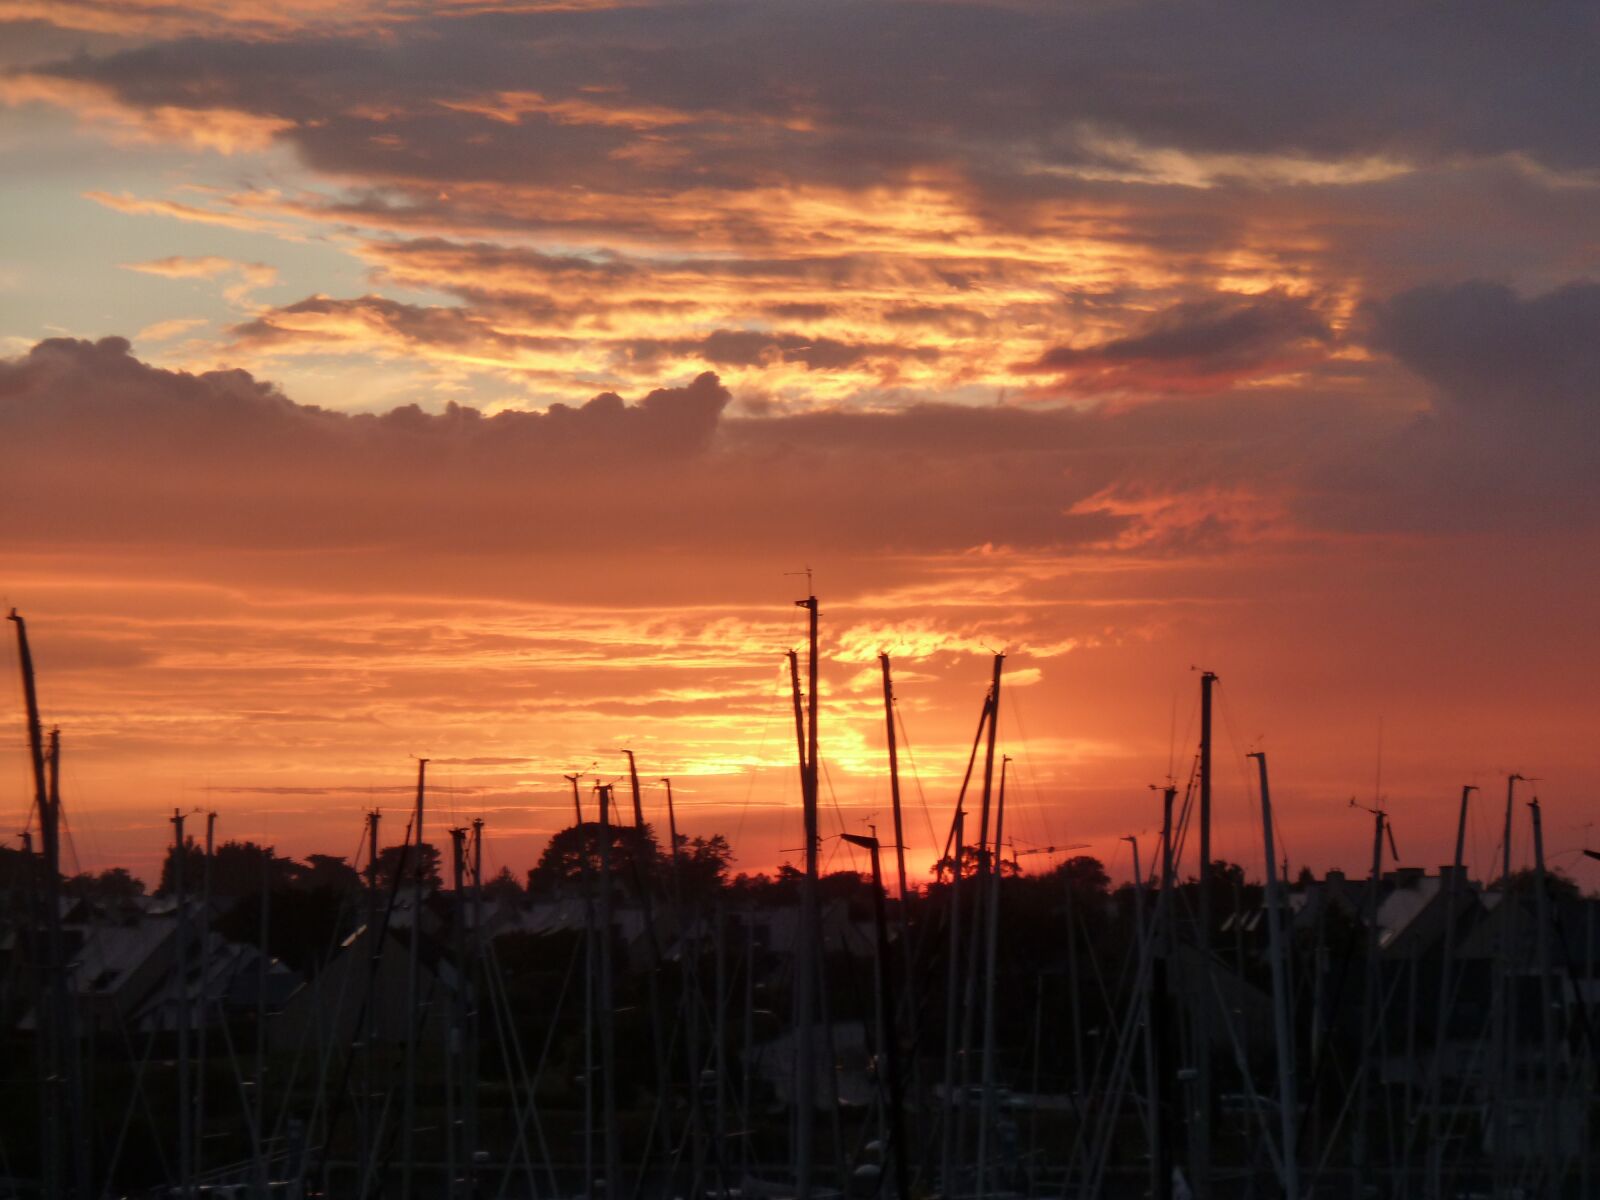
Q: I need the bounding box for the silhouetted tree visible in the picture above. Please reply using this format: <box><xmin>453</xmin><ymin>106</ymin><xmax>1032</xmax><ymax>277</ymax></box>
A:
<box><xmin>672</xmin><ymin>833</ymin><xmax>732</xmax><ymax>900</ymax></box>
<box><xmin>372</xmin><ymin>840</ymin><xmax>443</xmax><ymax>890</ymax></box>
<box><xmin>295</xmin><ymin>853</ymin><xmax>362</xmax><ymax>893</ymax></box>
<box><xmin>729</xmin><ymin>863</ymin><xmax>803</xmax><ymax>905</ymax></box>
<box><xmin>65</xmin><ymin>866</ymin><xmax>145</xmax><ymax>904</ymax></box>
<box><xmin>157</xmin><ymin>838</ymin><xmax>296</xmax><ymax>897</ymax></box>
<box><xmin>1049</xmin><ymin>854</ymin><xmax>1110</xmax><ymax>896</ymax></box>
<box><xmin>482</xmin><ymin>864</ymin><xmax>524</xmax><ymax>903</ymax></box>
<box><xmin>929</xmin><ymin>843</ymin><xmax>1020</xmax><ymax>879</ymax></box>
<box><xmin>528</xmin><ymin>822</ymin><xmax>660</xmax><ymax>892</ymax></box>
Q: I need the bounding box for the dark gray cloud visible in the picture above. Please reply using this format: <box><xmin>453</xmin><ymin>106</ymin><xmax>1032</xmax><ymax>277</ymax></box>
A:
<box><xmin>1027</xmin><ymin>292</ymin><xmax>1332</xmax><ymax>381</ymax></box>
<box><xmin>1367</xmin><ymin>280</ymin><xmax>1600</xmax><ymax>427</ymax></box>
<box><xmin>1299</xmin><ymin>281</ymin><xmax>1600</xmax><ymax>533</ymax></box>
<box><xmin>24</xmin><ymin>0</ymin><xmax>1600</xmax><ymax>200</ymax></box>
<box><xmin>0</xmin><ymin>334</ymin><xmax>730</xmax><ymax>465</ymax></box>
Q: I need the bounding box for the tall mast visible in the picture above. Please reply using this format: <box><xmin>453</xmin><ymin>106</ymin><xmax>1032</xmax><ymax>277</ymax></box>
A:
<box><xmin>468</xmin><ymin>815</ymin><xmax>483</xmax><ymax>1200</ymax></box>
<box><xmin>620</xmin><ymin>753</ymin><xmax>672</xmax><ymax>1185</ymax></box>
<box><xmin>624</xmin><ymin>749</ymin><xmax>645</xmax><ymax>829</ymax></box>
<box><xmin>1125</xmin><ymin>829</ymin><xmax>1159</xmax><ymax>1200</ymax></box>
<box><xmin>50</xmin><ymin>728</ymin><xmax>90</xmax><ymax>1200</ymax></box>
<box><xmin>42</xmin><ymin>734</ymin><xmax>69</xmax><ymax>1200</ymax></box>
<box><xmin>8</xmin><ymin>611</ymin><xmax>49</xmax><ymax>839</ymax></box>
<box><xmin>974</xmin><ymin>655</ymin><xmax>1004</xmax><ymax>887</ymax></box>
<box><xmin>879</xmin><ymin>654</ymin><xmax>911</xmax><ymax>908</ymax></box>
<box><xmin>566</xmin><ymin>773</ymin><xmax>584</xmax><ymax>825</ymax></box>
<box><xmin>1424</xmin><ymin>785</ymin><xmax>1473</xmax><ymax>1200</ymax></box>
<box><xmin>195</xmin><ymin>809</ymin><xmax>215</xmax><ymax>1184</ymax></box>
<box><xmin>938</xmin><ymin>807</ymin><xmax>965</xmax><ymax>1198</ymax></box>
<box><xmin>363</xmin><ymin>808</ymin><xmax>381</xmax><ymax>1183</ymax></box>
<box><xmin>401</xmin><ymin>758</ymin><xmax>427</xmax><ymax>1200</ymax></box>
<box><xmin>574</xmin><ymin>775</ymin><xmax>596</xmax><ymax>1197</ymax></box>
<box><xmin>665</xmin><ymin>775</ymin><xmax>706</xmax><ymax>1197</ymax></box>
<box><xmin>1529</xmin><ymin>796</ymin><xmax>1559</xmax><ymax>1184</ymax></box>
<box><xmin>1249</xmin><ymin>752</ymin><xmax>1299</xmax><ymax>1200</ymax></box>
<box><xmin>975</xmin><ymin>756</ymin><xmax>1009</xmax><ymax>1197</ymax></box>
<box><xmin>596</xmin><ymin>783</ymin><xmax>621</xmax><ymax>1200</ymax></box>
<box><xmin>9</xmin><ymin>610</ymin><xmax>63</xmax><ymax>1199</ymax></box>
<box><xmin>173</xmin><ymin>808</ymin><xmax>194</xmax><ymax>1200</ymax></box>
<box><xmin>1352</xmin><ymin>802</ymin><xmax>1386</xmax><ymax>1197</ymax></box>
<box><xmin>1154</xmin><ymin>784</ymin><xmax>1177</xmax><ymax>1199</ymax></box>
<box><xmin>447</xmin><ymin>826</ymin><xmax>468</xmax><ymax>1200</ymax></box>
<box><xmin>1194</xmin><ymin>669</ymin><xmax>1216</xmax><ymax>1199</ymax></box>
<box><xmin>1492</xmin><ymin>773</ymin><xmax>1523</xmax><ymax>1192</ymax></box>
<box><xmin>842</xmin><ymin>832</ymin><xmax>910</xmax><ymax>1200</ymax></box>
<box><xmin>957</xmin><ymin>658</ymin><xmax>1003</xmax><ymax>1164</ymax></box>
<box><xmin>932</xmin><ymin>685</ymin><xmax>993</xmax><ymax>1184</ymax></box>
<box><xmin>792</xmin><ymin>594</ymin><xmax>821</xmax><ymax>1200</ymax></box>
<box><xmin>663</xmin><ymin>776</ymin><xmax>682</xmax><ymax>872</ymax></box>
<box><xmin>253</xmin><ymin>832</ymin><xmax>269</xmax><ymax>1197</ymax></box>
<box><xmin>878</xmin><ymin>652</ymin><xmax>919</xmax><ymax>1135</ymax></box>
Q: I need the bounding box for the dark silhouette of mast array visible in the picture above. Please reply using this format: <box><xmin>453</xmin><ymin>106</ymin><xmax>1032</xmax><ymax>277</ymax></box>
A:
<box><xmin>6</xmin><ymin>604</ymin><xmax>1599</xmax><ymax>1199</ymax></box>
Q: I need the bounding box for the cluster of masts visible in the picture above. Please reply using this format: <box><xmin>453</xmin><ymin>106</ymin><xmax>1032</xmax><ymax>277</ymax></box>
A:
<box><xmin>7</xmin><ymin>601</ymin><xmax>1595</xmax><ymax>1199</ymax></box>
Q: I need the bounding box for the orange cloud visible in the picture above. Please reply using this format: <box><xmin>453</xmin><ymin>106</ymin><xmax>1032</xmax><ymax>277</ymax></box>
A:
<box><xmin>1</xmin><ymin>74</ymin><xmax>292</xmax><ymax>153</ymax></box>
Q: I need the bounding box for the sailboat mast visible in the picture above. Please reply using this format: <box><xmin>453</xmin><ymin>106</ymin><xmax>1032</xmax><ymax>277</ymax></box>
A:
<box><xmin>665</xmin><ymin>775</ymin><xmax>707</xmax><ymax>1197</ymax></box>
<box><xmin>576</xmin><ymin>778</ymin><xmax>596</xmax><ymax>1197</ymax></box>
<box><xmin>957</xmin><ymin>658</ymin><xmax>1003</xmax><ymax>1166</ymax></box>
<box><xmin>1425</xmin><ymin>785</ymin><xmax>1473</xmax><ymax>1200</ymax></box>
<box><xmin>1195</xmin><ymin>669</ymin><xmax>1216</xmax><ymax>1199</ymax></box>
<box><xmin>1154</xmin><ymin>784</ymin><xmax>1177</xmax><ymax>1197</ymax></box>
<box><xmin>401</xmin><ymin>758</ymin><xmax>427</xmax><ymax>1200</ymax></box>
<box><xmin>597</xmin><ymin>783</ymin><xmax>621</xmax><ymax>1200</ymax></box>
<box><xmin>1352</xmin><ymin>803</ymin><xmax>1385</xmax><ymax>1196</ymax></box>
<box><xmin>49</xmin><ymin>728</ymin><xmax>91</xmax><ymax>1200</ymax></box>
<box><xmin>843</xmin><ymin>832</ymin><xmax>910</xmax><ymax>1200</ymax></box>
<box><xmin>8</xmin><ymin>611</ymin><xmax>49</xmax><ymax>831</ymax></box>
<box><xmin>173</xmin><ymin>808</ymin><xmax>194</xmax><ymax>1199</ymax></box>
<box><xmin>938</xmin><ymin>807</ymin><xmax>965</xmax><ymax>1198</ymax></box>
<box><xmin>195</xmin><ymin>809</ymin><xmax>215</xmax><ymax>1184</ymax></box>
<box><xmin>975</xmin><ymin>756</ymin><xmax>1009</xmax><ymax>1197</ymax></box>
<box><xmin>363</xmin><ymin>808</ymin><xmax>381</xmax><ymax>1183</ymax></box>
<box><xmin>8</xmin><ymin>610</ymin><xmax>63</xmax><ymax>1198</ymax></box>
<box><xmin>467</xmin><ymin>817</ymin><xmax>483</xmax><ymax>1198</ymax></box>
<box><xmin>1529</xmin><ymin>796</ymin><xmax>1559</xmax><ymax>1184</ymax></box>
<box><xmin>879</xmin><ymin>651</ymin><xmax>919</xmax><ymax>1163</ymax></box>
<box><xmin>1250</xmin><ymin>752</ymin><xmax>1299</xmax><ymax>1200</ymax></box>
<box><xmin>974</xmin><ymin>655</ymin><xmax>1004</xmax><ymax>886</ymax></box>
<box><xmin>447</xmin><ymin>827</ymin><xmax>468</xmax><ymax>1199</ymax></box>
<box><xmin>1492</xmin><ymin>773</ymin><xmax>1523</xmax><ymax>1192</ymax></box>
<box><xmin>880</xmin><ymin>655</ymin><xmax>911</xmax><ymax>906</ymax></box>
<box><xmin>624</xmin><ymin>749</ymin><xmax>645</xmax><ymax>829</ymax></box>
<box><xmin>793</xmin><ymin>594</ymin><xmax>821</xmax><ymax>1200</ymax></box>
<box><xmin>1124</xmin><ymin>828</ymin><xmax>1161</xmax><ymax>1200</ymax></box>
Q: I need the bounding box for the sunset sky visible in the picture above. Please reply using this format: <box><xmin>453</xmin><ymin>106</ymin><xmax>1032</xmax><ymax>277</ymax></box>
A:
<box><xmin>2</xmin><ymin>1</ymin><xmax>1598</xmax><ymax>890</ymax></box>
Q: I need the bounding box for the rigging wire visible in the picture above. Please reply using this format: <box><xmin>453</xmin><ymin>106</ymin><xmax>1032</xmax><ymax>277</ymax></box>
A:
<box><xmin>1001</xmin><ymin>685</ymin><xmax>1059</xmax><ymax>859</ymax></box>
<box><xmin>891</xmin><ymin>700</ymin><xmax>940</xmax><ymax>875</ymax></box>
<box><xmin>731</xmin><ymin>655</ymin><xmax>792</xmax><ymax>854</ymax></box>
